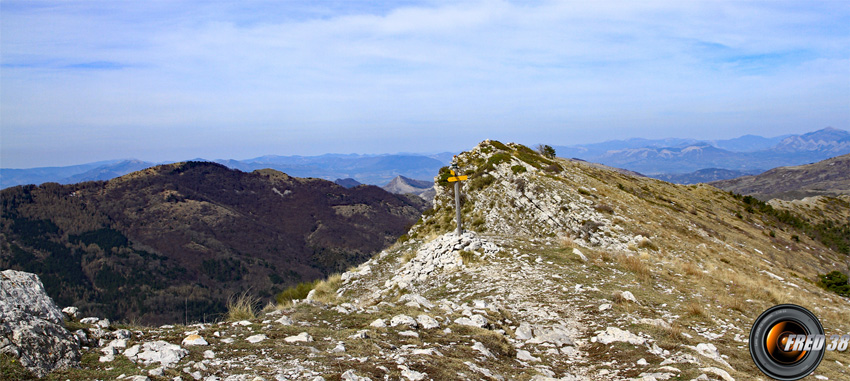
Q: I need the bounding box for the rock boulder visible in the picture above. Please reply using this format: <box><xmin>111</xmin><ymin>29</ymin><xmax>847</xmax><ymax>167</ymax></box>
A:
<box><xmin>0</xmin><ymin>270</ymin><xmax>81</xmax><ymax>377</ymax></box>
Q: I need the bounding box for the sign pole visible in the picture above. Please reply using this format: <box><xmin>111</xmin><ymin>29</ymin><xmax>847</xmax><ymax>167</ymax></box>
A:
<box><xmin>454</xmin><ymin>179</ymin><xmax>462</xmax><ymax>236</ymax></box>
<box><xmin>447</xmin><ymin>158</ymin><xmax>467</xmax><ymax>237</ymax></box>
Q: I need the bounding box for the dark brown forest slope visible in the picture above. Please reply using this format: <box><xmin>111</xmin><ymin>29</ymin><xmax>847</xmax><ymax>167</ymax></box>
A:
<box><xmin>0</xmin><ymin>162</ymin><xmax>425</xmax><ymax>324</ymax></box>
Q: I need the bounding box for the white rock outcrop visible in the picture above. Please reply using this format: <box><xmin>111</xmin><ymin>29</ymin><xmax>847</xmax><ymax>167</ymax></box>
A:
<box><xmin>124</xmin><ymin>340</ymin><xmax>188</xmax><ymax>368</ymax></box>
<box><xmin>0</xmin><ymin>270</ymin><xmax>81</xmax><ymax>377</ymax></box>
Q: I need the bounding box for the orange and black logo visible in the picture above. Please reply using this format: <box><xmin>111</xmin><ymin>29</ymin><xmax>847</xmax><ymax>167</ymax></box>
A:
<box><xmin>750</xmin><ymin>304</ymin><xmax>826</xmax><ymax>380</ymax></box>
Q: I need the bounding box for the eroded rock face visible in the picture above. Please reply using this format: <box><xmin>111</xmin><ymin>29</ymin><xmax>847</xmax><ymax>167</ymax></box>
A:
<box><xmin>0</xmin><ymin>270</ymin><xmax>81</xmax><ymax>377</ymax></box>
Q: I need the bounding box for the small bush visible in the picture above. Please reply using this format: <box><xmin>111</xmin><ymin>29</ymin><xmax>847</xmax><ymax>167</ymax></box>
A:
<box><xmin>226</xmin><ymin>291</ymin><xmax>258</xmax><ymax>321</ymax></box>
<box><xmin>276</xmin><ymin>280</ymin><xmax>318</xmax><ymax>305</ymax></box>
<box><xmin>817</xmin><ymin>271</ymin><xmax>850</xmax><ymax>297</ymax></box>
<box><xmin>536</xmin><ymin>144</ymin><xmax>556</xmax><ymax>159</ymax></box>
<box><xmin>511</xmin><ymin>165</ymin><xmax>527</xmax><ymax>175</ymax></box>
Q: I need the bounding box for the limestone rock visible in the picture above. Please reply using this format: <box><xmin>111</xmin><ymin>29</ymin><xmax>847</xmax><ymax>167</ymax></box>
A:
<box><xmin>125</xmin><ymin>340</ymin><xmax>188</xmax><ymax>368</ymax></box>
<box><xmin>341</xmin><ymin>369</ymin><xmax>372</xmax><ymax>381</ymax></box>
<box><xmin>620</xmin><ymin>291</ymin><xmax>638</xmax><ymax>303</ymax></box>
<box><xmin>416</xmin><ymin>315</ymin><xmax>439</xmax><ymax>329</ymax></box>
<box><xmin>276</xmin><ymin>316</ymin><xmax>293</xmax><ymax>325</ymax></box>
<box><xmin>515</xmin><ymin>322</ymin><xmax>534</xmax><ymax>340</ymax></box>
<box><xmin>182</xmin><ymin>334</ymin><xmax>208</xmax><ymax>346</ymax></box>
<box><xmin>454</xmin><ymin>314</ymin><xmax>488</xmax><ymax>328</ymax></box>
<box><xmin>246</xmin><ymin>334</ymin><xmax>267</xmax><ymax>343</ymax></box>
<box><xmin>61</xmin><ymin>306</ymin><xmax>79</xmax><ymax>320</ymax></box>
<box><xmin>390</xmin><ymin>314</ymin><xmax>418</xmax><ymax>328</ymax></box>
<box><xmin>517</xmin><ymin>349</ymin><xmax>540</xmax><ymax>362</ymax></box>
<box><xmin>592</xmin><ymin>327</ymin><xmax>646</xmax><ymax>345</ymax></box>
<box><xmin>0</xmin><ymin>270</ymin><xmax>81</xmax><ymax>377</ymax></box>
<box><xmin>369</xmin><ymin>319</ymin><xmax>387</xmax><ymax>328</ymax></box>
<box><xmin>284</xmin><ymin>332</ymin><xmax>313</xmax><ymax>343</ymax></box>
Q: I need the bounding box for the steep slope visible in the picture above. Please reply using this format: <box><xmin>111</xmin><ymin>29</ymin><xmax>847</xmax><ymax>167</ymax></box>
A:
<box><xmin>0</xmin><ymin>162</ymin><xmax>424</xmax><ymax>325</ymax></box>
<box><xmin>710</xmin><ymin>153</ymin><xmax>850</xmax><ymax>201</ymax></box>
<box><xmin>24</xmin><ymin>142</ymin><xmax>850</xmax><ymax>380</ymax></box>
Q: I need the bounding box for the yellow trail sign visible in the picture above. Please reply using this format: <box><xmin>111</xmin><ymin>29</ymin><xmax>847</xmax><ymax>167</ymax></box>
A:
<box><xmin>447</xmin><ymin>175</ymin><xmax>467</xmax><ymax>182</ymax></box>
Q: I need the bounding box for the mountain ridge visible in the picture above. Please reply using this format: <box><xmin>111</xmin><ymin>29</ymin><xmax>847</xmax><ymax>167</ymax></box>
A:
<box><xmin>0</xmin><ymin>162</ymin><xmax>425</xmax><ymax>325</ymax></box>
<box><xmin>710</xmin><ymin>153</ymin><xmax>850</xmax><ymax>201</ymax></box>
<box><xmin>5</xmin><ymin>140</ymin><xmax>850</xmax><ymax>380</ymax></box>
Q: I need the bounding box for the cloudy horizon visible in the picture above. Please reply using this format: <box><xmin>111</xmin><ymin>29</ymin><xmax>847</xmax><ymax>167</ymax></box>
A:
<box><xmin>2</xmin><ymin>0</ymin><xmax>848</xmax><ymax>168</ymax></box>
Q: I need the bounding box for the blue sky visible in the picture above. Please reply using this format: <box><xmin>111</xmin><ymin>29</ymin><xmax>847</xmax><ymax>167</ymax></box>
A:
<box><xmin>1</xmin><ymin>0</ymin><xmax>848</xmax><ymax>168</ymax></box>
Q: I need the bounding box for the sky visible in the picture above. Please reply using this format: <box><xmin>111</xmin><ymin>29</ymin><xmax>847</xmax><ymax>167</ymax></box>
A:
<box><xmin>1</xmin><ymin>0</ymin><xmax>849</xmax><ymax>168</ymax></box>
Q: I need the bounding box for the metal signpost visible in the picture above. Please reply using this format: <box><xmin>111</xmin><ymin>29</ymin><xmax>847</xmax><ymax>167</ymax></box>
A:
<box><xmin>447</xmin><ymin>161</ymin><xmax>468</xmax><ymax>236</ymax></box>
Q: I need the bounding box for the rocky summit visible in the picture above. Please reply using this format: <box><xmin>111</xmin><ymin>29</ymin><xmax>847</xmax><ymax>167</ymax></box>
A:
<box><xmin>4</xmin><ymin>140</ymin><xmax>850</xmax><ymax>380</ymax></box>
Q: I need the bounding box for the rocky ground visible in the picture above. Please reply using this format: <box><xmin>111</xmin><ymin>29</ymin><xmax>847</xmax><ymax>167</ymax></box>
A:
<box><xmin>4</xmin><ymin>140</ymin><xmax>850</xmax><ymax>380</ymax></box>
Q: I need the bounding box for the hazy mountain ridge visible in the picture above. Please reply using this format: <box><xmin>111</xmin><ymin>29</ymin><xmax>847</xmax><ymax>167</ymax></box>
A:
<box><xmin>554</xmin><ymin>127</ymin><xmax>849</xmax><ymax>179</ymax></box>
<box><xmin>0</xmin><ymin>162</ymin><xmax>425</xmax><ymax>325</ymax></box>
<box><xmin>710</xmin><ymin>153</ymin><xmax>850</xmax><ymax>201</ymax></box>
<box><xmin>1</xmin><ymin>153</ymin><xmax>454</xmax><ymax>190</ymax></box>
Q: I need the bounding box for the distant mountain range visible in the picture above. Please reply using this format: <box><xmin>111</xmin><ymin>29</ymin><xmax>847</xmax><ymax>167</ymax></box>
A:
<box><xmin>1</xmin><ymin>153</ymin><xmax>455</xmax><ymax>190</ymax></box>
<box><xmin>0</xmin><ymin>162</ymin><xmax>425</xmax><ymax>324</ymax></box>
<box><xmin>554</xmin><ymin>127</ymin><xmax>850</xmax><ymax>183</ymax></box>
<box><xmin>710</xmin><ymin>153</ymin><xmax>850</xmax><ymax>201</ymax></box>
<box><xmin>3</xmin><ymin>127</ymin><xmax>848</xmax><ymax>189</ymax></box>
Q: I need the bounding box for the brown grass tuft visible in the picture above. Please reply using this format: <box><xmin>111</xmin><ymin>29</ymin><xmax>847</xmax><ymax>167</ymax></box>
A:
<box><xmin>618</xmin><ymin>255</ymin><xmax>651</xmax><ymax>282</ymax></box>
<box><xmin>226</xmin><ymin>291</ymin><xmax>258</xmax><ymax>321</ymax></box>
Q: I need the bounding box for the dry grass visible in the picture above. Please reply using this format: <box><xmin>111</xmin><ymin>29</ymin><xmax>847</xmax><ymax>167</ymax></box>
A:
<box><xmin>681</xmin><ymin>261</ymin><xmax>703</xmax><ymax>278</ymax></box>
<box><xmin>617</xmin><ymin>254</ymin><xmax>651</xmax><ymax>283</ymax></box>
<box><xmin>310</xmin><ymin>273</ymin><xmax>343</xmax><ymax>304</ymax></box>
<box><xmin>226</xmin><ymin>291</ymin><xmax>258</xmax><ymax>322</ymax></box>
<box><xmin>559</xmin><ymin>235</ymin><xmax>576</xmax><ymax>249</ymax></box>
<box><xmin>401</xmin><ymin>251</ymin><xmax>416</xmax><ymax>264</ymax></box>
<box><xmin>684</xmin><ymin>302</ymin><xmax>705</xmax><ymax>317</ymax></box>
<box><xmin>459</xmin><ymin>250</ymin><xmax>478</xmax><ymax>265</ymax></box>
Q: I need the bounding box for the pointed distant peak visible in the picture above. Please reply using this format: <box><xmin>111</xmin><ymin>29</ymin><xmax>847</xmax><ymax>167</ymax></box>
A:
<box><xmin>385</xmin><ymin>175</ymin><xmax>431</xmax><ymax>188</ymax></box>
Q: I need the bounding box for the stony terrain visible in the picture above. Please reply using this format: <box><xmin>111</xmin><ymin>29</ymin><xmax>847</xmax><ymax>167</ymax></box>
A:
<box><xmin>4</xmin><ymin>140</ymin><xmax>850</xmax><ymax>380</ymax></box>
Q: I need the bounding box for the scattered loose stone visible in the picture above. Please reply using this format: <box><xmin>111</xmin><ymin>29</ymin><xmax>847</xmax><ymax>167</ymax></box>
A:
<box><xmin>471</xmin><ymin>341</ymin><xmax>494</xmax><ymax>358</ymax></box>
<box><xmin>699</xmin><ymin>367</ymin><xmax>735</xmax><ymax>381</ymax></box>
<box><xmin>283</xmin><ymin>332</ymin><xmax>313</xmax><ymax>343</ymax></box>
<box><xmin>599</xmin><ymin>304</ymin><xmax>612</xmax><ymax>311</ymax></box>
<box><xmin>390</xmin><ymin>314</ymin><xmax>418</xmax><ymax>328</ymax></box>
<box><xmin>517</xmin><ymin>349</ymin><xmax>540</xmax><ymax>362</ymax></box>
<box><xmin>182</xmin><ymin>334</ymin><xmax>208</xmax><ymax>346</ymax></box>
<box><xmin>246</xmin><ymin>334</ymin><xmax>267</xmax><ymax>343</ymax></box>
<box><xmin>125</xmin><ymin>341</ymin><xmax>188</xmax><ymax>368</ymax></box>
<box><xmin>416</xmin><ymin>314</ymin><xmax>439</xmax><ymax>329</ymax></box>
<box><xmin>340</xmin><ymin>369</ymin><xmax>372</xmax><ymax>381</ymax></box>
<box><xmin>516</xmin><ymin>322</ymin><xmax>534</xmax><ymax>340</ymax></box>
<box><xmin>399</xmin><ymin>365</ymin><xmax>426</xmax><ymax>380</ymax></box>
<box><xmin>369</xmin><ymin>319</ymin><xmax>387</xmax><ymax>328</ymax></box>
<box><xmin>592</xmin><ymin>327</ymin><xmax>646</xmax><ymax>345</ymax></box>
<box><xmin>454</xmin><ymin>314</ymin><xmax>488</xmax><ymax>328</ymax></box>
<box><xmin>620</xmin><ymin>291</ymin><xmax>638</xmax><ymax>303</ymax></box>
<box><xmin>276</xmin><ymin>316</ymin><xmax>293</xmax><ymax>325</ymax></box>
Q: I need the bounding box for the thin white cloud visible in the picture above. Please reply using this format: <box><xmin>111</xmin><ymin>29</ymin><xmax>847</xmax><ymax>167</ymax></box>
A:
<box><xmin>1</xmin><ymin>0</ymin><xmax>848</xmax><ymax>167</ymax></box>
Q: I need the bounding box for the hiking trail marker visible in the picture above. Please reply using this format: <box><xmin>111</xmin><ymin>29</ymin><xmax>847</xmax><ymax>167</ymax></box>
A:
<box><xmin>449</xmin><ymin>160</ymin><xmax>467</xmax><ymax>236</ymax></box>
